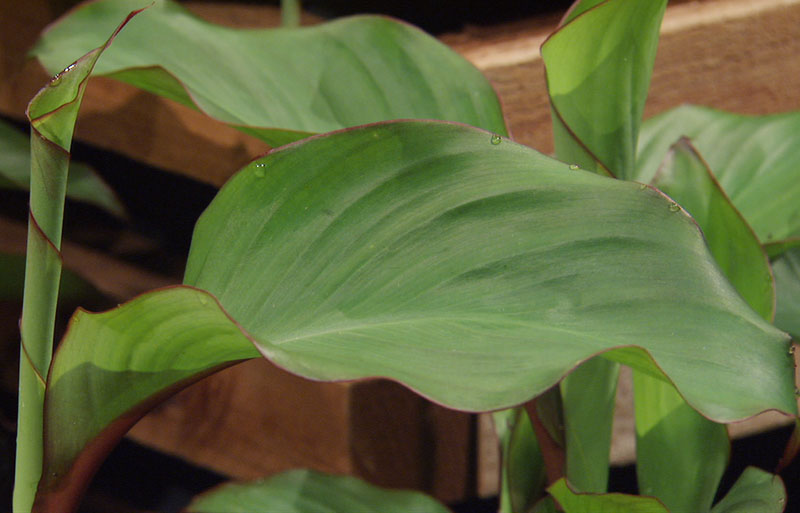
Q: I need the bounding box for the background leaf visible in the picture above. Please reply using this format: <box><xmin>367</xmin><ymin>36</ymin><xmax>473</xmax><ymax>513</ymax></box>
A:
<box><xmin>185</xmin><ymin>469</ymin><xmax>451</xmax><ymax>513</ymax></box>
<box><xmin>636</xmin><ymin>105</ymin><xmax>800</xmax><ymax>253</ymax></box>
<box><xmin>547</xmin><ymin>478</ymin><xmax>669</xmax><ymax>513</ymax></box>
<box><xmin>649</xmin><ymin>139</ymin><xmax>774</xmax><ymax>320</ymax></box>
<box><xmin>0</xmin><ymin>119</ymin><xmax>125</xmax><ymax>218</ymax></box>
<box><xmin>710</xmin><ymin>467</ymin><xmax>786</xmax><ymax>513</ymax></box>
<box><xmin>32</xmin><ymin>0</ymin><xmax>507</xmax><ymax>147</ymax></box>
<box><xmin>773</xmin><ymin>248</ymin><xmax>800</xmax><ymax>339</ymax></box>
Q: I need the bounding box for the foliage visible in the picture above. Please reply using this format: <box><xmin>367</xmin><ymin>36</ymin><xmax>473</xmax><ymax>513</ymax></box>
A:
<box><xmin>10</xmin><ymin>0</ymin><xmax>799</xmax><ymax>512</ymax></box>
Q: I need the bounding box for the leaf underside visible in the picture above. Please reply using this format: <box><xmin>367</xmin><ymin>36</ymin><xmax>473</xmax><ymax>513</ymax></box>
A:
<box><xmin>32</xmin><ymin>0</ymin><xmax>507</xmax><ymax>147</ymax></box>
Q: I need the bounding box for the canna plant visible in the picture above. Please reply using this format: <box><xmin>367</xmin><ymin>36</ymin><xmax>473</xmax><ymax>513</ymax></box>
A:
<box><xmin>10</xmin><ymin>0</ymin><xmax>799</xmax><ymax>513</ymax></box>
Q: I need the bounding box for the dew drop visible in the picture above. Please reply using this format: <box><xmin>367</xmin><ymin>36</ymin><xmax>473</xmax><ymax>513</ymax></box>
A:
<box><xmin>668</xmin><ymin>202</ymin><xmax>680</xmax><ymax>212</ymax></box>
<box><xmin>254</xmin><ymin>163</ymin><xmax>266</xmax><ymax>178</ymax></box>
<box><xmin>50</xmin><ymin>75</ymin><xmax>63</xmax><ymax>87</ymax></box>
<box><xmin>569</xmin><ymin>164</ymin><xmax>580</xmax><ymax>170</ymax></box>
<box><xmin>789</xmin><ymin>344</ymin><xmax>796</xmax><ymax>356</ymax></box>
<box><xmin>490</xmin><ymin>134</ymin><xmax>502</xmax><ymax>145</ymax></box>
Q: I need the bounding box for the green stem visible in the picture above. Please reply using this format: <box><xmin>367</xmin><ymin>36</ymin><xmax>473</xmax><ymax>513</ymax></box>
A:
<box><xmin>14</xmin><ymin>123</ymin><xmax>69</xmax><ymax>513</ymax></box>
<box><xmin>281</xmin><ymin>0</ymin><xmax>301</xmax><ymax>27</ymax></box>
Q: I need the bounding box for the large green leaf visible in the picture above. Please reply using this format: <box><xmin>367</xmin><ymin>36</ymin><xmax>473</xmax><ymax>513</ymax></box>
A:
<box><xmin>547</xmin><ymin>478</ymin><xmax>669</xmax><ymax>513</ymax></box>
<box><xmin>39</xmin><ymin>122</ymin><xmax>796</xmax><ymax>511</ymax></box>
<box><xmin>0</xmin><ymin>119</ymin><xmax>124</xmax><ymax>218</ymax></box>
<box><xmin>185</xmin><ymin>121</ymin><xmax>794</xmax><ymax>418</ymax></box>
<box><xmin>31</xmin><ymin>0</ymin><xmax>507</xmax><ymax>147</ymax></box>
<box><xmin>542</xmin><ymin>0</ymin><xmax>666</xmax><ymax>177</ymax></box>
<box><xmin>636</xmin><ymin>105</ymin><xmax>800</xmax><ymax>253</ymax></box>
<box><xmin>185</xmin><ymin>470</ymin><xmax>451</xmax><ymax>513</ymax></box>
<box><xmin>773</xmin><ymin>248</ymin><xmax>800</xmax><ymax>339</ymax></box>
<box><xmin>710</xmin><ymin>467</ymin><xmax>786</xmax><ymax>513</ymax></box>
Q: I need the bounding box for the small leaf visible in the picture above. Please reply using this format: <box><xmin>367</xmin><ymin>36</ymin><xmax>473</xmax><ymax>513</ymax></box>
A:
<box><xmin>637</xmin><ymin>105</ymin><xmax>800</xmax><ymax>254</ymax></box>
<box><xmin>185</xmin><ymin>469</ymin><xmax>451</xmax><ymax>513</ymax></box>
<box><xmin>542</xmin><ymin>0</ymin><xmax>667</xmax><ymax>177</ymax></box>
<box><xmin>547</xmin><ymin>478</ymin><xmax>669</xmax><ymax>513</ymax></box>
<box><xmin>494</xmin><ymin>408</ymin><xmax>546</xmax><ymax>513</ymax></box>
<box><xmin>32</xmin><ymin>0</ymin><xmax>507</xmax><ymax>146</ymax></box>
<box><xmin>710</xmin><ymin>467</ymin><xmax>786</xmax><ymax>513</ymax></box>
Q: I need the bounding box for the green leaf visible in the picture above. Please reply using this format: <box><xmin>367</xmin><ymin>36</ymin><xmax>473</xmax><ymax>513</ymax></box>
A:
<box><xmin>560</xmin><ymin>358</ymin><xmax>618</xmax><ymax>492</ymax></box>
<box><xmin>0</xmin><ymin>119</ymin><xmax>125</xmax><ymax>218</ymax></box>
<box><xmin>542</xmin><ymin>0</ymin><xmax>667</xmax><ymax>177</ymax></box>
<box><xmin>637</xmin><ymin>105</ymin><xmax>800</xmax><ymax>253</ymax></box>
<box><xmin>710</xmin><ymin>467</ymin><xmax>787</xmax><ymax>513</ymax></box>
<box><xmin>649</xmin><ymin>138</ymin><xmax>774</xmax><ymax>320</ymax></box>
<box><xmin>32</xmin><ymin>0</ymin><xmax>507</xmax><ymax>147</ymax></box>
<box><xmin>547</xmin><ymin>478</ymin><xmax>669</xmax><ymax>513</ymax></box>
<box><xmin>633</xmin><ymin>371</ymin><xmax>729</xmax><ymax>513</ymax></box>
<box><xmin>494</xmin><ymin>408</ymin><xmax>546</xmax><ymax>513</ymax></box>
<box><xmin>185</xmin><ymin>469</ymin><xmax>451</xmax><ymax>513</ymax></box>
<box><xmin>35</xmin><ymin>286</ymin><xmax>259</xmax><ymax>513</ymax></box>
<box><xmin>39</xmin><ymin>121</ymin><xmax>797</xmax><ymax>511</ymax></box>
<box><xmin>774</xmin><ymin>248</ymin><xmax>800</xmax><ymax>339</ymax></box>
<box><xmin>185</xmin><ymin>121</ymin><xmax>794</xmax><ymax>419</ymax></box>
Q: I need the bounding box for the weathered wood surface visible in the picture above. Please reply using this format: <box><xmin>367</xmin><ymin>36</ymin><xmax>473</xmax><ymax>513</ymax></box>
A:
<box><xmin>1</xmin><ymin>0</ymin><xmax>799</xmax><ymax>501</ymax></box>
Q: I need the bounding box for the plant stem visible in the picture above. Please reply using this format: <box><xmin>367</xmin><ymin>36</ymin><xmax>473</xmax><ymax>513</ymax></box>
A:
<box><xmin>14</xmin><ymin>122</ymin><xmax>69</xmax><ymax>513</ymax></box>
<box><xmin>281</xmin><ymin>0</ymin><xmax>301</xmax><ymax>27</ymax></box>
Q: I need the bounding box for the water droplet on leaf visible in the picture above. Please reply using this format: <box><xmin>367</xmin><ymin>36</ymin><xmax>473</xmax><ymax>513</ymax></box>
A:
<box><xmin>668</xmin><ymin>202</ymin><xmax>680</xmax><ymax>212</ymax></box>
<box><xmin>50</xmin><ymin>75</ymin><xmax>62</xmax><ymax>87</ymax></box>
<box><xmin>490</xmin><ymin>134</ymin><xmax>502</xmax><ymax>145</ymax></box>
<box><xmin>569</xmin><ymin>164</ymin><xmax>580</xmax><ymax>170</ymax></box>
<box><xmin>254</xmin><ymin>163</ymin><xmax>266</xmax><ymax>178</ymax></box>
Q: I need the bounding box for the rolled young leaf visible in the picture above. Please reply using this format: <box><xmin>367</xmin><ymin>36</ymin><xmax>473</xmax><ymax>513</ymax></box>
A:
<box><xmin>16</xmin><ymin>10</ymin><xmax>142</xmax><ymax>513</ymax></box>
<box><xmin>32</xmin><ymin>0</ymin><xmax>507</xmax><ymax>147</ymax></box>
<box><xmin>185</xmin><ymin>469</ymin><xmax>451</xmax><ymax>513</ymax></box>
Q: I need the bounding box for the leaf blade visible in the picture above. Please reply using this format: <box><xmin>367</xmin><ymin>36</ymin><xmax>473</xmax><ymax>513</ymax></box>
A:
<box><xmin>32</xmin><ymin>0</ymin><xmax>507</xmax><ymax>146</ymax></box>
